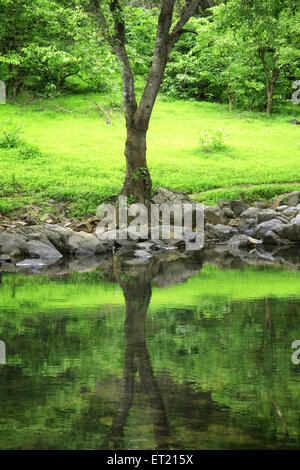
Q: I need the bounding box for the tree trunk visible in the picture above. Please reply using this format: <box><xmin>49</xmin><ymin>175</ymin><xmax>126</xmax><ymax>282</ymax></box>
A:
<box><xmin>121</xmin><ymin>125</ymin><xmax>152</xmax><ymax>203</ymax></box>
<box><xmin>266</xmin><ymin>87</ymin><xmax>274</xmax><ymax>115</ymax></box>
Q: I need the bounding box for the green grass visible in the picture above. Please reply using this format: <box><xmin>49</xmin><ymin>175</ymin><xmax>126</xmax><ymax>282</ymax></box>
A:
<box><xmin>0</xmin><ymin>89</ymin><xmax>300</xmax><ymax>216</ymax></box>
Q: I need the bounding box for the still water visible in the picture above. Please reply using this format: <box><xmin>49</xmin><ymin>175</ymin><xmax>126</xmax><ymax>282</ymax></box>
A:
<box><xmin>0</xmin><ymin>250</ymin><xmax>299</xmax><ymax>450</ymax></box>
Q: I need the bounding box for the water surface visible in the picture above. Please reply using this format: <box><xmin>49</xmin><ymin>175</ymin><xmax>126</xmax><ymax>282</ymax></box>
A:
<box><xmin>0</xmin><ymin>253</ymin><xmax>299</xmax><ymax>450</ymax></box>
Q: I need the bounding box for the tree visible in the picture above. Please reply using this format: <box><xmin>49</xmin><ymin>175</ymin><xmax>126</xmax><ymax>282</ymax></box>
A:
<box><xmin>89</xmin><ymin>0</ymin><xmax>215</xmax><ymax>203</ymax></box>
<box><xmin>214</xmin><ymin>0</ymin><xmax>300</xmax><ymax>115</ymax></box>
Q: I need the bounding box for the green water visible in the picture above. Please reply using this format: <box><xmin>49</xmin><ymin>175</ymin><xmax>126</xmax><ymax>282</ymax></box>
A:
<box><xmin>0</xmin><ymin>261</ymin><xmax>299</xmax><ymax>450</ymax></box>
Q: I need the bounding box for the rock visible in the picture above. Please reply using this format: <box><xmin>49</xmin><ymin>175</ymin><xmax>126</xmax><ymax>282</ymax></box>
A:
<box><xmin>244</xmin><ymin>228</ymin><xmax>257</xmax><ymax>238</ymax></box>
<box><xmin>24</xmin><ymin>214</ymin><xmax>37</xmax><ymax>226</ymax></box>
<box><xmin>0</xmin><ymin>232</ymin><xmax>27</xmax><ymax>255</ymax></box>
<box><xmin>238</xmin><ymin>218</ymin><xmax>255</xmax><ymax>234</ymax></box>
<box><xmin>229</xmin><ymin>200</ymin><xmax>248</xmax><ymax>217</ymax></box>
<box><xmin>289</xmin><ymin>119</ymin><xmax>300</xmax><ymax>125</ymax></box>
<box><xmin>273</xmin><ymin>220</ymin><xmax>300</xmax><ymax>242</ymax></box>
<box><xmin>223</xmin><ymin>208</ymin><xmax>234</xmax><ymax>219</ymax></box>
<box><xmin>204</xmin><ymin>206</ymin><xmax>227</xmax><ymax>225</ymax></box>
<box><xmin>218</xmin><ymin>199</ymin><xmax>229</xmax><ymax>209</ymax></box>
<box><xmin>228</xmin><ymin>234</ymin><xmax>261</xmax><ymax>248</ymax></box>
<box><xmin>255</xmin><ymin>219</ymin><xmax>285</xmax><ymax>240</ymax></box>
<box><xmin>134</xmin><ymin>250</ymin><xmax>152</xmax><ymax>258</ymax></box>
<box><xmin>26</xmin><ymin>240</ymin><xmax>63</xmax><ymax>259</ymax></box>
<box><xmin>239</xmin><ymin>207</ymin><xmax>261</xmax><ymax>219</ymax></box>
<box><xmin>206</xmin><ymin>224</ymin><xmax>238</xmax><ymax>241</ymax></box>
<box><xmin>292</xmin><ymin>214</ymin><xmax>300</xmax><ymax>223</ymax></box>
<box><xmin>152</xmin><ymin>188</ymin><xmax>191</xmax><ymax>205</ymax></box>
<box><xmin>136</xmin><ymin>241</ymin><xmax>156</xmax><ymax>249</ymax></box>
<box><xmin>276</xmin><ymin>205</ymin><xmax>288</xmax><ymax>212</ymax></box>
<box><xmin>254</xmin><ymin>202</ymin><xmax>269</xmax><ymax>209</ymax></box>
<box><xmin>0</xmin><ymin>254</ymin><xmax>11</xmax><ymax>262</ymax></box>
<box><xmin>282</xmin><ymin>206</ymin><xmax>300</xmax><ymax>217</ymax></box>
<box><xmin>256</xmin><ymin>209</ymin><xmax>289</xmax><ymax>224</ymax></box>
<box><xmin>9</xmin><ymin>249</ymin><xmax>22</xmax><ymax>258</ymax></box>
<box><xmin>262</xmin><ymin>231</ymin><xmax>292</xmax><ymax>246</ymax></box>
<box><xmin>75</xmin><ymin>222</ymin><xmax>92</xmax><ymax>233</ymax></box>
<box><xmin>286</xmin><ymin>191</ymin><xmax>300</xmax><ymax>207</ymax></box>
<box><xmin>67</xmin><ymin>231</ymin><xmax>112</xmax><ymax>256</ymax></box>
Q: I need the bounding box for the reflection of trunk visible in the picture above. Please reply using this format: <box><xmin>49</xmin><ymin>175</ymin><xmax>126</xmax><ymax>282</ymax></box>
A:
<box><xmin>105</xmin><ymin>271</ymin><xmax>169</xmax><ymax>449</ymax></box>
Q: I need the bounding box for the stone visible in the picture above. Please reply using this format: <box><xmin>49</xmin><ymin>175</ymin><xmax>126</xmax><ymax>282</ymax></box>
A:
<box><xmin>238</xmin><ymin>218</ymin><xmax>255</xmax><ymax>234</ymax></box>
<box><xmin>276</xmin><ymin>205</ymin><xmax>288</xmax><ymax>212</ymax></box>
<box><xmin>282</xmin><ymin>207</ymin><xmax>300</xmax><ymax>217</ymax></box>
<box><xmin>26</xmin><ymin>240</ymin><xmax>63</xmax><ymax>259</ymax></box>
<box><xmin>136</xmin><ymin>241</ymin><xmax>156</xmax><ymax>249</ymax></box>
<box><xmin>218</xmin><ymin>199</ymin><xmax>229</xmax><ymax>209</ymax></box>
<box><xmin>228</xmin><ymin>234</ymin><xmax>257</xmax><ymax>248</ymax></box>
<box><xmin>0</xmin><ymin>254</ymin><xmax>11</xmax><ymax>262</ymax></box>
<box><xmin>24</xmin><ymin>214</ymin><xmax>37</xmax><ymax>226</ymax></box>
<box><xmin>286</xmin><ymin>192</ymin><xmax>300</xmax><ymax>207</ymax></box>
<box><xmin>239</xmin><ymin>207</ymin><xmax>261</xmax><ymax>219</ymax></box>
<box><xmin>9</xmin><ymin>249</ymin><xmax>22</xmax><ymax>258</ymax></box>
<box><xmin>75</xmin><ymin>222</ymin><xmax>92</xmax><ymax>233</ymax></box>
<box><xmin>229</xmin><ymin>200</ymin><xmax>248</xmax><ymax>217</ymax></box>
<box><xmin>0</xmin><ymin>232</ymin><xmax>27</xmax><ymax>255</ymax></box>
<box><xmin>256</xmin><ymin>209</ymin><xmax>289</xmax><ymax>225</ymax></box>
<box><xmin>134</xmin><ymin>250</ymin><xmax>152</xmax><ymax>258</ymax></box>
<box><xmin>152</xmin><ymin>188</ymin><xmax>191</xmax><ymax>205</ymax></box>
<box><xmin>289</xmin><ymin>119</ymin><xmax>300</xmax><ymax>125</ymax></box>
<box><xmin>255</xmin><ymin>219</ymin><xmax>285</xmax><ymax>240</ymax></box>
<box><xmin>262</xmin><ymin>231</ymin><xmax>292</xmax><ymax>246</ymax></box>
<box><xmin>292</xmin><ymin>214</ymin><xmax>300</xmax><ymax>223</ymax></box>
<box><xmin>223</xmin><ymin>208</ymin><xmax>234</xmax><ymax>219</ymax></box>
<box><xmin>67</xmin><ymin>231</ymin><xmax>112</xmax><ymax>255</ymax></box>
<box><xmin>273</xmin><ymin>220</ymin><xmax>300</xmax><ymax>242</ymax></box>
<box><xmin>204</xmin><ymin>206</ymin><xmax>227</xmax><ymax>225</ymax></box>
<box><xmin>206</xmin><ymin>224</ymin><xmax>238</xmax><ymax>241</ymax></box>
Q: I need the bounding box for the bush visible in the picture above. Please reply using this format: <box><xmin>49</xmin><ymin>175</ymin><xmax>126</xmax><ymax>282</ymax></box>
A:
<box><xmin>0</xmin><ymin>121</ymin><xmax>23</xmax><ymax>148</ymax></box>
<box><xmin>199</xmin><ymin>128</ymin><xmax>229</xmax><ymax>153</ymax></box>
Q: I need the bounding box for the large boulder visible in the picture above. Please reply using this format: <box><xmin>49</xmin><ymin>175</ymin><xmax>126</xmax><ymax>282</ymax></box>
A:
<box><xmin>286</xmin><ymin>191</ymin><xmax>300</xmax><ymax>207</ymax></box>
<box><xmin>256</xmin><ymin>209</ymin><xmax>289</xmax><ymax>225</ymax></box>
<box><xmin>206</xmin><ymin>224</ymin><xmax>238</xmax><ymax>241</ymax></box>
<box><xmin>26</xmin><ymin>240</ymin><xmax>62</xmax><ymax>259</ymax></box>
<box><xmin>255</xmin><ymin>219</ymin><xmax>286</xmax><ymax>240</ymax></box>
<box><xmin>67</xmin><ymin>232</ymin><xmax>113</xmax><ymax>256</ymax></box>
<box><xmin>0</xmin><ymin>232</ymin><xmax>27</xmax><ymax>255</ymax></box>
<box><xmin>273</xmin><ymin>220</ymin><xmax>300</xmax><ymax>242</ymax></box>
<box><xmin>204</xmin><ymin>206</ymin><xmax>227</xmax><ymax>225</ymax></box>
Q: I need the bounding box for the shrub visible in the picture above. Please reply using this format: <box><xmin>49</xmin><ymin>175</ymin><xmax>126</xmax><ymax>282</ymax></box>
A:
<box><xmin>199</xmin><ymin>128</ymin><xmax>229</xmax><ymax>153</ymax></box>
<box><xmin>0</xmin><ymin>121</ymin><xmax>23</xmax><ymax>148</ymax></box>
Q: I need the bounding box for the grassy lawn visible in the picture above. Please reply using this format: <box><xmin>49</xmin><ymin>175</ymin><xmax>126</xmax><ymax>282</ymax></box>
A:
<box><xmin>0</xmin><ymin>89</ymin><xmax>300</xmax><ymax>216</ymax></box>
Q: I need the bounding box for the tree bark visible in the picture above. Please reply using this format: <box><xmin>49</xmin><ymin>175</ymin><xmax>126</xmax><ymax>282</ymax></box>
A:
<box><xmin>121</xmin><ymin>125</ymin><xmax>152</xmax><ymax>202</ymax></box>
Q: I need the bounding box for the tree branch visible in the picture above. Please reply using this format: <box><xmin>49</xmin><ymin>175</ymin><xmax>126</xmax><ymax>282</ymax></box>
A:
<box><xmin>168</xmin><ymin>0</ymin><xmax>214</xmax><ymax>51</ymax></box>
<box><xmin>90</xmin><ymin>0</ymin><xmax>137</xmax><ymax>124</ymax></box>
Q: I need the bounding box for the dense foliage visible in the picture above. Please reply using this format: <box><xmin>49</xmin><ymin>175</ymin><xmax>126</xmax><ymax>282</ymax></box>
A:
<box><xmin>0</xmin><ymin>0</ymin><xmax>299</xmax><ymax>111</ymax></box>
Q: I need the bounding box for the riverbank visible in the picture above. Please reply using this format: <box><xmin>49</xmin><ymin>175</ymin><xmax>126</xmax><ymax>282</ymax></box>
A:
<box><xmin>1</xmin><ymin>188</ymin><xmax>300</xmax><ymax>270</ymax></box>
